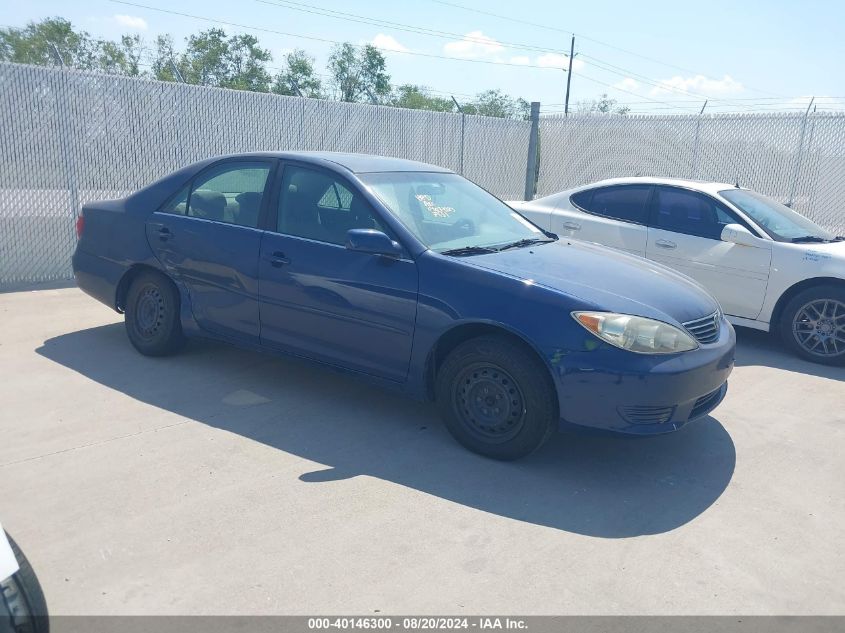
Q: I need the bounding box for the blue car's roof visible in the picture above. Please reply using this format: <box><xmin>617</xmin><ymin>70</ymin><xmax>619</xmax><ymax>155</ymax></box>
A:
<box><xmin>210</xmin><ymin>151</ymin><xmax>453</xmax><ymax>174</ymax></box>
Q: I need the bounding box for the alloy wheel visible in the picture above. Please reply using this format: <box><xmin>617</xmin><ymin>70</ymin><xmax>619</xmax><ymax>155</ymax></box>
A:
<box><xmin>792</xmin><ymin>298</ymin><xmax>845</xmax><ymax>358</ymax></box>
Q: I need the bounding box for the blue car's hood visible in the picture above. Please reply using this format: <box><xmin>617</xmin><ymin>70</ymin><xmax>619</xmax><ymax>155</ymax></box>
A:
<box><xmin>465</xmin><ymin>239</ymin><xmax>719</xmax><ymax>324</ymax></box>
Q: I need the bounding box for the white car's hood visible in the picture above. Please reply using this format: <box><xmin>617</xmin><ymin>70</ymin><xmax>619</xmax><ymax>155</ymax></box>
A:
<box><xmin>0</xmin><ymin>522</ymin><xmax>19</xmax><ymax>580</ymax></box>
<box><xmin>782</xmin><ymin>239</ymin><xmax>845</xmax><ymax>261</ymax></box>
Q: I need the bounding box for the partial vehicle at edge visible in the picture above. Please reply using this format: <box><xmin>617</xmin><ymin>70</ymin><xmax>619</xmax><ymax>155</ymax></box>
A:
<box><xmin>0</xmin><ymin>524</ymin><xmax>48</xmax><ymax>633</ymax></box>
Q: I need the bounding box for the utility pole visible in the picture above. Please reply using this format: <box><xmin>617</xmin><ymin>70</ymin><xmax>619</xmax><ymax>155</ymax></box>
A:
<box><xmin>564</xmin><ymin>35</ymin><xmax>575</xmax><ymax>115</ymax></box>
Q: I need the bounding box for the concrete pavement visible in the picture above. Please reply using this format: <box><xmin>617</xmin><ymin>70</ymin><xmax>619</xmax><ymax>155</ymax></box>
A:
<box><xmin>0</xmin><ymin>288</ymin><xmax>843</xmax><ymax>614</ymax></box>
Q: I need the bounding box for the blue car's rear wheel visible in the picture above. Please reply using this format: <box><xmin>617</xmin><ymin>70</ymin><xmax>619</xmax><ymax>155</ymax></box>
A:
<box><xmin>436</xmin><ymin>335</ymin><xmax>557</xmax><ymax>460</ymax></box>
<box><xmin>125</xmin><ymin>271</ymin><xmax>185</xmax><ymax>357</ymax></box>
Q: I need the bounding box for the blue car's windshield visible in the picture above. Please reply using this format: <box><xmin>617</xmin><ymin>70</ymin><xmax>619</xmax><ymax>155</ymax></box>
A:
<box><xmin>720</xmin><ymin>189</ymin><xmax>836</xmax><ymax>242</ymax></box>
<box><xmin>360</xmin><ymin>172</ymin><xmax>550</xmax><ymax>253</ymax></box>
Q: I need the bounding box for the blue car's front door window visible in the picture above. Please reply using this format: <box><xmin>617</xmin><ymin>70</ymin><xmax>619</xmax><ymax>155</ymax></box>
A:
<box><xmin>258</xmin><ymin>165</ymin><xmax>418</xmax><ymax>381</ymax></box>
<box><xmin>276</xmin><ymin>166</ymin><xmax>391</xmax><ymax>244</ymax></box>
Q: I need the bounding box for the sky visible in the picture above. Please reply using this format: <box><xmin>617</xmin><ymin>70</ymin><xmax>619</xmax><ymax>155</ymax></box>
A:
<box><xmin>3</xmin><ymin>0</ymin><xmax>845</xmax><ymax>115</ymax></box>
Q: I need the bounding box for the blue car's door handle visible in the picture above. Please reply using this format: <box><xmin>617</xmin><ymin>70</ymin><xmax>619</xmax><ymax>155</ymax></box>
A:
<box><xmin>269</xmin><ymin>251</ymin><xmax>291</xmax><ymax>267</ymax></box>
<box><xmin>156</xmin><ymin>226</ymin><xmax>172</xmax><ymax>242</ymax></box>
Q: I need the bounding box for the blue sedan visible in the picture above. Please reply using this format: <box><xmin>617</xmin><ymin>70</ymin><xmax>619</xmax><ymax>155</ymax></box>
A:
<box><xmin>73</xmin><ymin>152</ymin><xmax>735</xmax><ymax>460</ymax></box>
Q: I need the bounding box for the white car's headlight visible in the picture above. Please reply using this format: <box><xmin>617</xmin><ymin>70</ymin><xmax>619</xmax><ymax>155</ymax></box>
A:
<box><xmin>572</xmin><ymin>311</ymin><xmax>699</xmax><ymax>354</ymax></box>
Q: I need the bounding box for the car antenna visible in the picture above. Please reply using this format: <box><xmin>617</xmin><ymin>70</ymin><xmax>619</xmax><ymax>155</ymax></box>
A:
<box><xmin>735</xmin><ymin>179</ymin><xmax>740</xmax><ymax>188</ymax></box>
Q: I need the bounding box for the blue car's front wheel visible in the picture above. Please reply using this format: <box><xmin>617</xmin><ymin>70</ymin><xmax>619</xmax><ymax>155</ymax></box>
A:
<box><xmin>436</xmin><ymin>335</ymin><xmax>557</xmax><ymax>460</ymax></box>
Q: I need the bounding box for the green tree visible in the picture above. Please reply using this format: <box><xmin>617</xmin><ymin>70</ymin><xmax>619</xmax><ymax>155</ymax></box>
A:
<box><xmin>180</xmin><ymin>28</ymin><xmax>231</xmax><ymax>86</ymax></box>
<box><xmin>96</xmin><ymin>34</ymin><xmax>144</xmax><ymax>77</ymax></box>
<box><xmin>0</xmin><ymin>17</ymin><xmax>97</xmax><ymax>68</ymax></box>
<box><xmin>272</xmin><ymin>49</ymin><xmax>322</xmax><ymax>97</ymax></box>
<box><xmin>575</xmin><ymin>93</ymin><xmax>630</xmax><ymax>115</ymax></box>
<box><xmin>389</xmin><ymin>84</ymin><xmax>454</xmax><ymax>112</ymax></box>
<box><xmin>224</xmin><ymin>34</ymin><xmax>272</xmax><ymax>91</ymax></box>
<box><xmin>462</xmin><ymin>89</ymin><xmax>529</xmax><ymax>119</ymax></box>
<box><xmin>175</xmin><ymin>28</ymin><xmax>272</xmax><ymax>91</ymax></box>
<box><xmin>327</xmin><ymin>42</ymin><xmax>390</xmax><ymax>103</ymax></box>
<box><xmin>151</xmin><ymin>34</ymin><xmax>182</xmax><ymax>82</ymax></box>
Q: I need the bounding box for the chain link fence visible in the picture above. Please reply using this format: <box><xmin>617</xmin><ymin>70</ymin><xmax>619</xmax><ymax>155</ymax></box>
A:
<box><xmin>537</xmin><ymin>111</ymin><xmax>845</xmax><ymax>235</ymax></box>
<box><xmin>0</xmin><ymin>62</ymin><xmax>530</xmax><ymax>286</ymax></box>
<box><xmin>1</xmin><ymin>61</ymin><xmax>844</xmax><ymax>288</ymax></box>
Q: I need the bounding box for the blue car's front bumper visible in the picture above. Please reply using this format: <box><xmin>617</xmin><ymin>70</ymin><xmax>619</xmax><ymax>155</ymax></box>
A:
<box><xmin>550</xmin><ymin>318</ymin><xmax>736</xmax><ymax>435</ymax></box>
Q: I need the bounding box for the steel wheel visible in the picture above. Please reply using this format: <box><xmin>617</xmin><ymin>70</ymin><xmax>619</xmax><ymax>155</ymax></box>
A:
<box><xmin>124</xmin><ymin>270</ymin><xmax>185</xmax><ymax>356</ymax></box>
<box><xmin>134</xmin><ymin>284</ymin><xmax>166</xmax><ymax>339</ymax></box>
<box><xmin>454</xmin><ymin>362</ymin><xmax>527</xmax><ymax>443</ymax></box>
<box><xmin>791</xmin><ymin>298</ymin><xmax>845</xmax><ymax>358</ymax></box>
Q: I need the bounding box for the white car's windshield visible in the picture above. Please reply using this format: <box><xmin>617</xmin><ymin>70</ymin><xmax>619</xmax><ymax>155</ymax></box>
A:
<box><xmin>720</xmin><ymin>189</ymin><xmax>839</xmax><ymax>243</ymax></box>
<box><xmin>361</xmin><ymin>172</ymin><xmax>554</xmax><ymax>254</ymax></box>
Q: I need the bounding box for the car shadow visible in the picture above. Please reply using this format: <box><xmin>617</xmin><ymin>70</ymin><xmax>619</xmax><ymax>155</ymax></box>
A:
<box><xmin>36</xmin><ymin>324</ymin><xmax>737</xmax><ymax>539</ymax></box>
<box><xmin>734</xmin><ymin>326</ymin><xmax>845</xmax><ymax>381</ymax></box>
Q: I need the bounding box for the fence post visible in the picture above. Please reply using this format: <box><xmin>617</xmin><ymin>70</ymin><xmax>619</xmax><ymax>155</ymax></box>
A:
<box><xmin>787</xmin><ymin>97</ymin><xmax>815</xmax><ymax>208</ymax></box>
<box><xmin>524</xmin><ymin>101</ymin><xmax>540</xmax><ymax>201</ymax></box>
<box><xmin>52</xmin><ymin>64</ymin><xmax>80</xmax><ymax>224</ymax></box>
<box><xmin>691</xmin><ymin>100</ymin><xmax>707</xmax><ymax>179</ymax></box>
<box><xmin>459</xmin><ymin>112</ymin><xmax>465</xmax><ymax>175</ymax></box>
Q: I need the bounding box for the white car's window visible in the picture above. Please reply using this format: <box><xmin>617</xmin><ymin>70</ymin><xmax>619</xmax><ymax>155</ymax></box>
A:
<box><xmin>651</xmin><ymin>186</ymin><xmax>738</xmax><ymax>240</ymax></box>
<box><xmin>720</xmin><ymin>189</ymin><xmax>838</xmax><ymax>243</ymax></box>
<box><xmin>572</xmin><ymin>185</ymin><xmax>651</xmax><ymax>224</ymax></box>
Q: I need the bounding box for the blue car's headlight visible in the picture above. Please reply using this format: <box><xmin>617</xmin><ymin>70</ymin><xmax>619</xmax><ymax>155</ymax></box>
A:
<box><xmin>572</xmin><ymin>311</ymin><xmax>699</xmax><ymax>354</ymax></box>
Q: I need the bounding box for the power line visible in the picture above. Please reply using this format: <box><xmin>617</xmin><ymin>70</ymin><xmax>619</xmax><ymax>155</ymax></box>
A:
<box><xmin>108</xmin><ymin>0</ymin><xmax>567</xmax><ymax>69</ymax></box>
<box><xmin>572</xmin><ymin>72</ymin><xmax>701</xmax><ymax>111</ymax></box>
<box><xmin>425</xmin><ymin>0</ymin><xmax>788</xmax><ymax>99</ymax></box>
<box><xmin>254</xmin><ymin>0</ymin><xmax>571</xmax><ymax>56</ymax></box>
<box><xmin>252</xmin><ymin>0</ymin><xmax>765</xmax><ymax>111</ymax></box>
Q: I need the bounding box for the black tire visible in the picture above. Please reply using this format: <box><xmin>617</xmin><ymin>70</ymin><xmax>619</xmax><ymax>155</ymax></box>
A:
<box><xmin>435</xmin><ymin>335</ymin><xmax>558</xmax><ymax>460</ymax></box>
<box><xmin>779</xmin><ymin>284</ymin><xmax>845</xmax><ymax>366</ymax></box>
<box><xmin>124</xmin><ymin>271</ymin><xmax>185</xmax><ymax>357</ymax></box>
<box><xmin>0</xmin><ymin>532</ymin><xmax>49</xmax><ymax>633</ymax></box>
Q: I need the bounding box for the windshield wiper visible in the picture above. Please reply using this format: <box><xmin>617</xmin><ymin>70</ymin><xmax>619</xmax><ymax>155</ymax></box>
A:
<box><xmin>440</xmin><ymin>245</ymin><xmax>498</xmax><ymax>256</ymax></box>
<box><xmin>495</xmin><ymin>237</ymin><xmax>557</xmax><ymax>251</ymax></box>
<box><xmin>791</xmin><ymin>235</ymin><xmax>831</xmax><ymax>243</ymax></box>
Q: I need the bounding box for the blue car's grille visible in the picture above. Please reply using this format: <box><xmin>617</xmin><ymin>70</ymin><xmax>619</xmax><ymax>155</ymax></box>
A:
<box><xmin>683</xmin><ymin>311</ymin><xmax>721</xmax><ymax>344</ymax></box>
<box><xmin>618</xmin><ymin>405</ymin><xmax>676</xmax><ymax>425</ymax></box>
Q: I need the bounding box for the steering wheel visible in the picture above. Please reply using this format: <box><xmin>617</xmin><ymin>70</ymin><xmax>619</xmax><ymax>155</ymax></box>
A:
<box><xmin>453</xmin><ymin>218</ymin><xmax>475</xmax><ymax>237</ymax></box>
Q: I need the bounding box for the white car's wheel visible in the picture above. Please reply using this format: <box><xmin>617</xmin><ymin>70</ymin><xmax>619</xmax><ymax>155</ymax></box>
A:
<box><xmin>780</xmin><ymin>285</ymin><xmax>845</xmax><ymax>366</ymax></box>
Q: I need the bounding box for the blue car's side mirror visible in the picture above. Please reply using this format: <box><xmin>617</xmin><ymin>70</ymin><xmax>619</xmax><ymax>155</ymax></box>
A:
<box><xmin>345</xmin><ymin>229</ymin><xmax>403</xmax><ymax>258</ymax></box>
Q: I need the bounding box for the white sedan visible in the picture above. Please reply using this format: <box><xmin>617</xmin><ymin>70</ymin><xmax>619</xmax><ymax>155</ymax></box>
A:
<box><xmin>512</xmin><ymin>177</ymin><xmax>845</xmax><ymax>365</ymax></box>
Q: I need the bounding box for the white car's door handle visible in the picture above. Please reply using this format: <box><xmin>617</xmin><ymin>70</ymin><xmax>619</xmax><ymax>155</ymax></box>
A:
<box><xmin>563</xmin><ymin>221</ymin><xmax>581</xmax><ymax>231</ymax></box>
<box><xmin>656</xmin><ymin>239</ymin><xmax>677</xmax><ymax>249</ymax></box>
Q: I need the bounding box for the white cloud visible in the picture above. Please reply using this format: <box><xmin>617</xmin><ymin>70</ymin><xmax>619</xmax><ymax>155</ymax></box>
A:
<box><xmin>536</xmin><ymin>53</ymin><xmax>583</xmax><ymax>71</ymax></box>
<box><xmin>443</xmin><ymin>31</ymin><xmax>504</xmax><ymax>58</ymax></box>
<box><xmin>614</xmin><ymin>77</ymin><xmax>640</xmax><ymax>92</ymax></box>
<box><xmin>509</xmin><ymin>55</ymin><xmax>530</xmax><ymax>65</ymax></box>
<box><xmin>112</xmin><ymin>14</ymin><xmax>148</xmax><ymax>30</ymax></box>
<box><xmin>372</xmin><ymin>33</ymin><xmax>408</xmax><ymax>53</ymax></box>
<box><xmin>650</xmin><ymin>74</ymin><xmax>743</xmax><ymax>97</ymax></box>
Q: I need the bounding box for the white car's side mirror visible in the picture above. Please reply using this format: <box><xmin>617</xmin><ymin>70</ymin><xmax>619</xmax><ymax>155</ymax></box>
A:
<box><xmin>721</xmin><ymin>223</ymin><xmax>759</xmax><ymax>247</ymax></box>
